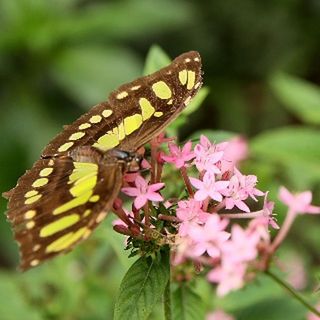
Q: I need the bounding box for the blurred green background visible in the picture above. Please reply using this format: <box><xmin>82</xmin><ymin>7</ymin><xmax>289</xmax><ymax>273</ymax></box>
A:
<box><xmin>1</xmin><ymin>0</ymin><xmax>320</xmax><ymax>319</ymax></box>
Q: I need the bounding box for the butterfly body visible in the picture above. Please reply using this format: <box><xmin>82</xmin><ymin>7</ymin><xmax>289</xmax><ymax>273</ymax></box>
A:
<box><xmin>3</xmin><ymin>51</ymin><xmax>202</xmax><ymax>270</ymax></box>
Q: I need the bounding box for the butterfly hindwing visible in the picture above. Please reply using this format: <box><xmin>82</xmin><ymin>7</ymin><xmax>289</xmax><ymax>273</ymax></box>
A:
<box><xmin>5</xmin><ymin>154</ymin><xmax>124</xmax><ymax>270</ymax></box>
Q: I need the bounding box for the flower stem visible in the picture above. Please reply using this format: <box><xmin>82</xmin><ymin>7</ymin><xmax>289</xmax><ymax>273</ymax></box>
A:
<box><xmin>164</xmin><ymin>268</ymin><xmax>172</xmax><ymax>320</ymax></box>
<box><xmin>266</xmin><ymin>269</ymin><xmax>320</xmax><ymax>317</ymax></box>
<box><xmin>144</xmin><ymin>202</ymin><xmax>150</xmax><ymax>227</ymax></box>
<box><xmin>180</xmin><ymin>166</ymin><xmax>194</xmax><ymax>197</ymax></box>
<box><xmin>219</xmin><ymin>211</ymin><xmax>263</xmax><ymax>219</ymax></box>
<box><xmin>269</xmin><ymin>209</ymin><xmax>296</xmax><ymax>253</ymax></box>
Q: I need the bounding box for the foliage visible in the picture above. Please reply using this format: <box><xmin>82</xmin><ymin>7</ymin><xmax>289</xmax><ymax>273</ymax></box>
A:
<box><xmin>1</xmin><ymin>1</ymin><xmax>320</xmax><ymax>319</ymax></box>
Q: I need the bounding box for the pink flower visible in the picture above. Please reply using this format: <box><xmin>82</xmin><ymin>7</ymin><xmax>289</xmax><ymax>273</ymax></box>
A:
<box><xmin>162</xmin><ymin>141</ymin><xmax>195</xmax><ymax>168</ymax></box>
<box><xmin>278</xmin><ymin>186</ymin><xmax>320</xmax><ymax>215</ymax></box>
<box><xmin>221</xmin><ymin>225</ymin><xmax>258</xmax><ymax>264</ymax></box>
<box><xmin>248</xmin><ymin>192</ymin><xmax>279</xmax><ymax>241</ymax></box>
<box><xmin>219</xmin><ymin>136</ymin><xmax>248</xmax><ymax>174</ymax></box>
<box><xmin>208</xmin><ymin>261</ymin><xmax>247</xmax><ymax>296</ymax></box>
<box><xmin>121</xmin><ymin>176</ymin><xmax>164</xmax><ymax>209</ymax></box>
<box><xmin>206</xmin><ymin>310</ymin><xmax>235</xmax><ymax>320</ymax></box>
<box><xmin>188</xmin><ymin>214</ymin><xmax>230</xmax><ymax>258</ymax></box>
<box><xmin>190</xmin><ymin>172</ymin><xmax>229</xmax><ymax>202</ymax></box>
<box><xmin>262</xmin><ymin>192</ymin><xmax>279</xmax><ymax>229</ymax></box>
<box><xmin>194</xmin><ymin>135</ymin><xmax>224</xmax><ymax>174</ymax></box>
<box><xmin>176</xmin><ymin>199</ymin><xmax>209</xmax><ymax>236</ymax></box>
<box><xmin>222</xmin><ymin>168</ymin><xmax>264</xmax><ymax>212</ymax></box>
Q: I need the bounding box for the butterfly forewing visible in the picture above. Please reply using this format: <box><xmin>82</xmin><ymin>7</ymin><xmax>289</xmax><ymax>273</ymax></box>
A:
<box><xmin>4</xmin><ymin>51</ymin><xmax>203</xmax><ymax>270</ymax></box>
<box><xmin>42</xmin><ymin>51</ymin><xmax>202</xmax><ymax>156</ymax></box>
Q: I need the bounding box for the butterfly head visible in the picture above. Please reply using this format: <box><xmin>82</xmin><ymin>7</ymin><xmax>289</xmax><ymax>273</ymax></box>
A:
<box><xmin>105</xmin><ymin>149</ymin><xmax>142</xmax><ymax>172</ymax></box>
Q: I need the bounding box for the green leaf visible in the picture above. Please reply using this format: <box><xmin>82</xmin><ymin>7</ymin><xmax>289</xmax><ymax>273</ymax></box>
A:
<box><xmin>270</xmin><ymin>72</ymin><xmax>320</xmax><ymax>125</ymax></box>
<box><xmin>167</xmin><ymin>87</ymin><xmax>210</xmax><ymax>136</ymax></box>
<box><xmin>172</xmin><ymin>284</ymin><xmax>205</xmax><ymax>320</ymax></box>
<box><xmin>0</xmin><ymin>273</ymin><xmax>42</xmax><ymax>320</ymax></box>
<box><xmin>114</xmin><ymin>250</ymin><xmax>170</xmax><ymax>320</ymax></box>
<box><xmin>182</xmin><ymin>86</ymin><xmax>209</xmax><ymax>116</ymax></box>
<box><xmin>250</xmin><ymin>126</ymin><xmax>320</xmax><ymax>188</ymax></box>
<box><xmin>143</xmin><ymin>45</ymin><xmax>171</xmax><ymax>75</ymax></box>
<box><xmin>51</xmin><ymin>46</ymin><xmax>142</xmax><ymax>107</ymax></box>
<box><xmin>217</xmin><ymin>273</ymin><xmax>306</xmax><ymax>320</ymax></box>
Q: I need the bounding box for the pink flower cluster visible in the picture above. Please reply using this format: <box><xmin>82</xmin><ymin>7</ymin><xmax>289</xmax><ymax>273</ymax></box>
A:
<box><xmin>113</xmin><ymin>134</ymin><xmax>320</xmax><ymax>297</ymax></box>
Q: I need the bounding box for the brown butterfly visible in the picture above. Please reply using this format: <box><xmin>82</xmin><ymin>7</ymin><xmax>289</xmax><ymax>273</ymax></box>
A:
<box><xmin>3</xmin><ymin>51</ymin><xmax>202</xmax><ymax>270</ymax></box>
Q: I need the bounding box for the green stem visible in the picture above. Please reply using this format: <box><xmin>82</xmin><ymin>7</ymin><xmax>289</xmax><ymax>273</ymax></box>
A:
<box><xmin>164</xmin><ymin>269</ymin><xmax>172</xmax><ymax>320</ymax></box>
<box><xmin>266</xmin><ymin>269</ymin><xmax>320</xmax><ymax>317</ymax></box>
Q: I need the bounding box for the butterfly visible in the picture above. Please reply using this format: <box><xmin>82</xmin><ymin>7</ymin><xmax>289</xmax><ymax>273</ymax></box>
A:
<box><xmin>3</xmin><ymin>51</ymin><xmax>202</xmax><ymax>270</ymax></box>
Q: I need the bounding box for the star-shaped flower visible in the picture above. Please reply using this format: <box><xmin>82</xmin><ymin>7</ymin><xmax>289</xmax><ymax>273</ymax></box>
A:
<box><xmin>121</xmin><ymin>175</ymin><xmax>164</xmax><ymax>209</ymax></box>
<box><xmin>162</xmin><ymin>141</ymin><xmax>195</xmax><ymax>169</ymax></box>
<box><xmin>190</xmin><ymin>172</ymin><xmax>229</xmax><ymax>202</ymax></box>
<box><xmin>278</xmin><ymin>186</ymin><xmax>320</xmax><ymax>215</ymax></box>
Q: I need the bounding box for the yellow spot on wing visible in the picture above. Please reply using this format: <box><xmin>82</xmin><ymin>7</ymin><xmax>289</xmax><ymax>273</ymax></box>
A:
<box><xmin>184</xmin><ymin>96</ymin><xmax>191</xmax><ymax>105</ymax></box>
<box><xmin>139</xmin><ymin>98</ymin><xmax>155</xmax><ymax>120</ymax></box>
<box><xmin>70</xmin><ymin>175</ymin><xmax>97</xmax><ymax>197</ymax></box>
<box><xmin>179</xmin><ymin>70</ymin><xmax>188</xmax><ymax>85</ymax></box>
<box><xmin>89</xmin><ymin>115</ymin><xmax>102</xmax><ymax>124</ymax></box>
<box><xmin>25</xmin><ymin>190</ymin><xmax>39</xmax><ymax>198</ymax></box>
<box><xmin>194</xmin><ymin>82</ymin><xmax>201</xmax><ymax>89</ymax></box>
<box><xmin>79</xmin><ymin>123</ymin><xmax>91</xmax><ymax>130</ymax></box>
<box><xmin>69</xmin><ymin>162</ymin><xmax>98</xmax><ymax>184</ymax></box>
<box><xmin>154</xmin><ymin>111</ymin><xmax>163</xmax><ymax>117</ymax></box>
<box><xmin>25</xmin><ymin>210</ymin><xmax>36</xmax><ymax>219</ymax></box>
<box><xmin>93</xmin><ymin>128</ymin><xmax>120</xmax><ymax>151</ymax></box>
<box><xmin>116</xmin><ymin>91</ymin><xmax>128</xmax><ymax>99</ymax></box>
<box><xmin>152</xmin><ymin>81</ymin><xmax>172</xmax><ymax>99</ymax></box>
<box><xmin>89</xmin><ymin>195</ymin><xmax>100</xmax><ymax>202</ymax></box>
<box><xmin>58</xmin><ymin>142</ymin><xmax>74</xmax><ymax>152</ymax></box>
<box><xmin>118</xmin><ymin>122</ymin><xmax>125</xmax><ymax>141</ymax></box>
<box><xmin>131</xmin><ymin>85</ymin><xmax>141</xmax><ymax>91</ymax></box>
<box><xmin>69</xmin><ymin>132</ymin><xmax>85</xmax><ymax>140</ymax></box>
<box><xmin>33</xmin><ymin>245</ymin><xmax>40</xmax><ymax>251</ymax></box>
<box><xmin>32</xmin><ymin>178</ymin><xmax>49</xmax><ymax>188</ymax></box>
<box><xmin>40</xmin><ymin>168</ymin><xmax>53</xmax><ymax>177</ymax></box>
<box><xmin>83</xmin><ymin>229</ymin><xmax>91</xmax><ymax>239</ymax></box>
<box><xmin>84</xmin><ymin>209</ymin><xmax>91</xmax><ymax>217</ymax></box>
<box><xmin>53</xmin><ymin>191</ymin><xmax>92</xmax><ymax>215</ymax></box>
<box><xmin>96</xmin><ymin>212</ymin><xmax>107</xmax><ymax>223</ymax></box>
<box><xmin>30</xmin><ymin>259</ymin><xmax>39</xmax><ymax>266</ymax></box>
<box><xmin>40</xmin><ymin>214</ymin><xmax>80</xmax><ymax>237</ymax></box>
<box><xmin>187</xmin><ymin>70</ymin><xmax>196</xmax><ymax>90</ymax></box>
<box><xmin>54</xmin><ymin>162</ymin><xmax>98</xmax><ymax>215</ymax></box>
<box><xmin>102</xmin><ymin>109</ymin><xmax>113</xmax><ymax>118</ymax></box>
<box><xmin>124</xmin><ymin>114</ymin><xmax>143</xmax><ymax>135</ymax></box>
<box><xmin>48</xmin><ymin>159</ymin><xmax>54</xmax><ymax>166</ymax></box>
<box><xmin>25</xmin><ymin>194</ymin><xmax>42</xmax><ymax>205</ymax></box>
<box><xmin>26</xmin><ymin>221</ymin><xmax>35</xmax><ymax>229</ymax></box>
<box><xmin>46</xmin><ymin>227</ymin><xmax>87</xmax><ymax>253</ymax></box>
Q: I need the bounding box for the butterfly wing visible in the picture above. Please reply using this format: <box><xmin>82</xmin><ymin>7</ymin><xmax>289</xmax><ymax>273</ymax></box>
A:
<box><xmin>42</xmin><ymin>51</ymin><xmax>202</xmax><ymax>156</ymax></box>
<box><xmin>4</xmin><ymin>156</ymin><xmax>123</xmax><ymax>270</ymax></box>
